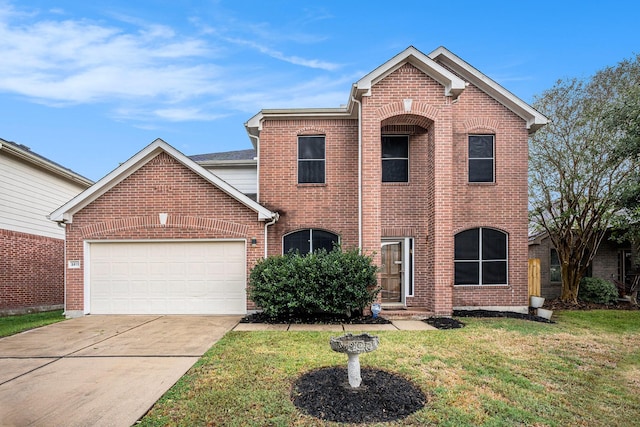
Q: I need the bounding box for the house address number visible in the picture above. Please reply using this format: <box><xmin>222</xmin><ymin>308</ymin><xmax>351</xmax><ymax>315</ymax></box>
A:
<box><xmin>68</xmin><ymin>260</ymin><xmax>81</xmax><ymax>269</ymax></box>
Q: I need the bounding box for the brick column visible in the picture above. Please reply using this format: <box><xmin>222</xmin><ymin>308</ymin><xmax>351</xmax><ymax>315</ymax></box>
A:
<box><xmin>431</xmin><ymin>106</ymin><xmax>454</xmax><ymax>315</ymax></box>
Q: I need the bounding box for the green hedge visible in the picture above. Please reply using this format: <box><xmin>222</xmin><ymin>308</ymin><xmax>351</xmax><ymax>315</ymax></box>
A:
<box><xmin>578</xmin><ymin>277</ymin><xmax>619</xmax><ymax>304</ymax></box>
<box><xmin>248</xmin><ymin>247</ymin><xmax>379</xmax><ymax>318</ymax></box>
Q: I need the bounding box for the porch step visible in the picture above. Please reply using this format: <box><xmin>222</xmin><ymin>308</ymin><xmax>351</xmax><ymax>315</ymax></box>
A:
<box><xmin>381</xmin><ymin>308</ymin><xmax>435</xmax><ymax>320</ymax></box>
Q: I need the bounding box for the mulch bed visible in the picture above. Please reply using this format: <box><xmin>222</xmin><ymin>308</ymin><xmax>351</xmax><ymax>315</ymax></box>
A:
<box><xmin>545</xmin><ymin>298</ymin><xmax>639</xmax><ymax>311</ymax></box>
<box><xmin>291</xmin><ymin>366</ymin><xmax>426</xmax><ymax>423</ymax></box>
<box><xmin>240</xmin><ymin>311</ymin><xmax>392</xmax><ymax>324</ymax></box>
<box><xmin>452</xmin><ymin>309</ymin><xmax>555</xmax><ymax>323</ymax></box>
<box><xmin>424</xmin><ymin>316</ymin><xmax>466</xmax><ymax>329</ymax></box>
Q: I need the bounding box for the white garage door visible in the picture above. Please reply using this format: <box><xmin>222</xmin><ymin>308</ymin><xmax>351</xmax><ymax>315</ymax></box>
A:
<box><xmin>89</xmin><ymin>241</ymin><xmax>246</xmax><ymax>314</ymax></box>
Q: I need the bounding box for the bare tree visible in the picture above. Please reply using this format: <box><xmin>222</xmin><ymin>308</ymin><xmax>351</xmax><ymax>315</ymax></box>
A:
<box><xmin>529</xmin><ymin>55</ymin><xmax>640</xmax><ymax>303</ymax></box>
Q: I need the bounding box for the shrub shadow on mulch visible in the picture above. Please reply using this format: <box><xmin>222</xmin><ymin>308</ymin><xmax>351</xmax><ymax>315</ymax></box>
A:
<box><xmin>291</xmin><ymin>366</ymin><xmax>426</xmax><ymax>424</ymax></box>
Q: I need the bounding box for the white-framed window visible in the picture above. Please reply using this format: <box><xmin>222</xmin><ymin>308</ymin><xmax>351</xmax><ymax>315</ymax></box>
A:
<box><xmin>283</xmin><ymin>229</ymin><xmax>339</xmax><ymax>255</ymax></box>
<box><xmin>298</xmin><ymin>136</ymin><xmax>325</xmax><ymax>184</ymax></box>
<box><xmin>382</xmin><ymin>135</ymin><xmax>409</xmax><ymax>182</ymax></box>
<box><xmin>468</xmin><ymin>134</ymin><xmax>495</xmax><ymax>183</ymax></box>
<box><xmin>454</xmin><ymin>227</ymin><xmax>508</xmax><ymax>285</ymax></box>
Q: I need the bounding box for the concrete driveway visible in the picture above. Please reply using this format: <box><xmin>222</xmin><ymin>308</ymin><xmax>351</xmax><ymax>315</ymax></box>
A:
<box><xmin>0</xmin><ymin>315</ymin><xmax>240</xmax><ymax>427</ymax></box>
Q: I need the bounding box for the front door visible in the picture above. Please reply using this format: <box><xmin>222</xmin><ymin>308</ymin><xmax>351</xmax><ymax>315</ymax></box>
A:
<box><xmin>381</xmin><ymin>240</ymin><xmax>403</xmax><ymax>303</ymax></box>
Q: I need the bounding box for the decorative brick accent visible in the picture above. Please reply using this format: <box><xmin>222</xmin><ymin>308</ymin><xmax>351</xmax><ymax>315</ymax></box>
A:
<box><xmin>0</xmin><ymin>229</ymin><xmax>64</xmax><ymax>315</ymax></box>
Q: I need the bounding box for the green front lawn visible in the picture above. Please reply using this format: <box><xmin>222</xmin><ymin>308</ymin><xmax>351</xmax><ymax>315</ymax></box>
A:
<box><xmin>0</xmin><ymin>310</ymin><xmax>65</xmax><ymax>338</ymax></box>
<box><xmin>139</xmin><ymin>310</ymin><xmax>640</xmax><ymax>426</ymax></box>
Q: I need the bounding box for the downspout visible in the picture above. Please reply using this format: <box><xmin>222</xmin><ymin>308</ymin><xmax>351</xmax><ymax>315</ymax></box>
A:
<box><xmin>351</xmin><ymin>96</ymin><xmax>363</xmax><ymax>249</ymax></box>
<box><xmin>264</xmin><ymin>213</ymin><xmax>279</xmax><ymax>258</ymax></box>
<box><xmin>249</xmin><ymin>134</ymin><xmax>260</xmax><ymax>203</ymax></box>
<box><xmin>61</xmin><ymin>222</ymin><xmax>67</xmax><ymax>316</ymax></box>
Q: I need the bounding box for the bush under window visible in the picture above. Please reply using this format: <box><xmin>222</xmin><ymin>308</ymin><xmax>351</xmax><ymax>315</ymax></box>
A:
<box><xmin>578</xmin><ymin>277</ymin><xmax>619</xmax><ymax>304</ymax></box>
<box><xmin>248</xmin><ymin>247</ymin><xmax>379</xmax><ymax>319</ymax></box>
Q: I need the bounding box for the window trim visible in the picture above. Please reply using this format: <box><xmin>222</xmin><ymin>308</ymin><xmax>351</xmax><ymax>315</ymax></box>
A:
<box><xmin>454</xmin><ymin>227</ymin><xmax>508</xmax><ymax>286</ymax></box>
<box><xmin>468</xmin><ymin>134</ymin><xmax>495</xmax><ymax>184</ymax></box>
<box><xmin>297</xmin><ymin>135</ymin><xmax>326</xmax><ymax>184</ymax></box>
<box><xmin>282</xmin><ymin>228</ymin><xmax>340</xmax><ymax>255</ymax></box>
<box><xmin>381</xmin><ymin>134</ymin><xmax>409</xmax><ymax>183</ymax></box>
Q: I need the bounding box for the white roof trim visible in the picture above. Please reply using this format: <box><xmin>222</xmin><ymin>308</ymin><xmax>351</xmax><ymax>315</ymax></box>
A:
<box><xmin>428</xmin><ymin>46</ymin><xmax>548</xmax><ymax>133</ymax></box>
<box><xmin>355</xmin><ymin>46</ymin><xmax>466</xmax><ymax>98</ymax></box>
<box><xmin>49</xmin><ymin>138</ymin><xmax>276</xmax><ymax>223</ymax></box>
<box><xmin>0</xmin><ymin>139</ymin><xmax>93</xmax><ymax>187</ymax></box>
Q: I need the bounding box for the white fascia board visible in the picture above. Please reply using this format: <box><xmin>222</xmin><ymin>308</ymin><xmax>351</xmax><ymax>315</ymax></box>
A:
<box><xmin>49</xmin><ymin>138</ymin><xmax>276</xmax><ymax>223</ymax></box>
<box><xmin>428</xmin><ymin>46</ymin><xmax>548</xmax><ymax>133</ymax></box>
<box><xmin>0</xmin><ymin>140</ymin><xmax>93</xmax><ymax>187</ymax></box>
<box><xmin>244</xmin><ymin>106</ymin><xmax>356</xmax><ymax>143</ymax></box>
<box><xmin>355</xmin><ymin>46</ymin><xmax>466</xmax><ymax>99</ymax></box>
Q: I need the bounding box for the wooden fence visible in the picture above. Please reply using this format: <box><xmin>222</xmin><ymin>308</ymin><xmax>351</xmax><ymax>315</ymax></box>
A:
<box><xmin>528</xmin><ymin>258</ymin><xmax>541</xmax><ymax>297</ymax></box>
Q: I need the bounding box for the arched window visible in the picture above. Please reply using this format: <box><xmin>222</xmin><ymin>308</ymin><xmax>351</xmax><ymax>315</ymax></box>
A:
<box><xmin>283</xmin><ymin>229</ymin><xmax>339</xmax><ymax>255</ymax></box>
<box><xmin>454</xmin><ymin>228</ymin><xmax>507</xmax><ymax>285</ymax></box>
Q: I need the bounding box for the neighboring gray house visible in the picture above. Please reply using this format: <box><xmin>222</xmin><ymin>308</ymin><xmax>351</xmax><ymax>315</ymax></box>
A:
<box><xmin>1</xmin><ymin>138</ymin><xmax>92</xmax><ymax>315</ymax></box>
<box><xmin>528</xmin><ymin>231</ymin><xmax>633</xmax><ymax>299</ymax></box>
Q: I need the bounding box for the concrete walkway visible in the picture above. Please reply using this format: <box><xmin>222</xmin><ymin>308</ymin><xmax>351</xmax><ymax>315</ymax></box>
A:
<box><xmin>0</xmin><ymin>315</ymin><xmax>240</xmax><ymax>427</ymax></box>
<box><xmin>233</xmin><ymin>319</ymin><xmax>437</xmax><ymax>331</ymax></box>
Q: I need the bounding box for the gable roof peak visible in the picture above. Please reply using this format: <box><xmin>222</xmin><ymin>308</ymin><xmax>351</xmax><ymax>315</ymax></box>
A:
<box><xmin>354</xmin><ymin>46</ymin><xmax>466</xmax><ymax>99</ymax></box>
<box><xmin>428</xmin><ymin>47</ymin><xmax>548</xmax><ymax>133</ymax></box>
<box><xmin>49</xmin><ymin>138</ymin><xmax>276</xmax><ymax>223</ymax></box>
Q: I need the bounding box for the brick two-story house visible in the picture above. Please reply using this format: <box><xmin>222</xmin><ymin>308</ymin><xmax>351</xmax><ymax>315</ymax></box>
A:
<box><xmin>50</xmin><ymin>46</ymin><xmax>546</xmax><ymax>317</ymax></box>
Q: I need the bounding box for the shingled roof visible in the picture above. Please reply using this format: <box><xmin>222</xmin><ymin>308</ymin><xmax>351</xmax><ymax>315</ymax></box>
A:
<box><xmin>0</xmin><ymin>137</ymin><xmax>93</xmax><ymax>185</ymax></box>
<box><xmin>189</xmin><ymin>149</ymin><xmax>256</xmax><ymax>162</ymax></box>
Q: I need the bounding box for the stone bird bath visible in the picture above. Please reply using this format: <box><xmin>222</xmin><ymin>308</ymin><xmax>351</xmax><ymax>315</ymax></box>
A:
<box><xmin>330</xmin><ymin>333</ymin><xmax>380</xmax><ymax>388</ymax></box>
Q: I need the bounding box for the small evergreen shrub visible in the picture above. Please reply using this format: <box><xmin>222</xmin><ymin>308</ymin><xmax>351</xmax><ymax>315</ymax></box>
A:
<box><xmin>248</xmin><ymin>247</ymin><xmax>379</xmax><ymax>318</ymax></box>
<box><xmin>578</xmin><ymin>277</ymin><xmax>619</xmax><ymax>304</ymax></box>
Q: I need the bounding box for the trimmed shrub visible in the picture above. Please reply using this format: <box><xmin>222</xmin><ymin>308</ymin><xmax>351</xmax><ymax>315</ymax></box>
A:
<box><xmin>248</xmin><ymin>247</ymin><xmax>379</xmax><ymax>318</ymax></box>
<box><xmin>578</xmin><ymin>277</ymin><xmax>619</xmax><ymax>304</ymax></box>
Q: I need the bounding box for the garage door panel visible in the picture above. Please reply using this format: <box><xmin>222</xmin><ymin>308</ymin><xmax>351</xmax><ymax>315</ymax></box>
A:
<box><xmin>89</xmin><ymin>241</ymin><xmax>246</xmax><ymax>315</ymax></box>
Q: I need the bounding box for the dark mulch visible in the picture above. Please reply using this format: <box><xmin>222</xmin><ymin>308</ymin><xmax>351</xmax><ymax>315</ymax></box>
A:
<box><xmin>291</xmin><ymin>366</ymin><xmax>426</xmax><ymax>423</ymax></box>
<box><xmin>240</xmin><ymin>311</ymin><xmax>392</xmax><ymax>324</ymax></box>
<box><xmin>424</xmin><ymin>316</ymin><xmax>465</xmax><ymax>329</ymax></box>
<box><xmin>545</xmin><ymin>298</ymin><xmax>639</xmax><ymax>311</ymax></box>
<box><xmin>452</xmin><ymin>309</ymin><xmax>555</xmax><ymax>323</ymax></box>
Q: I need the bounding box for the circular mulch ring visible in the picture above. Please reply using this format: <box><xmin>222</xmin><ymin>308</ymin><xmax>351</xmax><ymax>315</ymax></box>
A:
<box><xmin>291</xmin><ymin>366</ymin><xmax>426</xmax><ymax>423</ymax></box>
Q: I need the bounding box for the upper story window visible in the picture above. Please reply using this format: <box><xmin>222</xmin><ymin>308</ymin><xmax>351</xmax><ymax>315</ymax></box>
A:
<box><xmin>382</xmin><ymin>135</ymin><xmax>409</xmax><ymax>182</ymax></box>
<box><xmin>298</xmin><ymin>136</ymin><xmax>325</xmax><ymax>184</ymax></box>
<box><xmin>283</xmin><ymin>229</ymin><xmax>339</xmax><ymax>255</ymax></box>
<box><xmin>454</xmin><ymin>227</ymin><xmax>508</xmax><ymax>285</ymax></box>
<box><xmin>468</xmin><ymin>135</ymin><xmax>494</xmax><ymax>183</ymax></box>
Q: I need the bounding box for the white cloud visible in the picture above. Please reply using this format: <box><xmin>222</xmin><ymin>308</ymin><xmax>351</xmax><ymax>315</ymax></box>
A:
<box><xmin>224</xmin><ymin>37</ymin><xmax>340</xmax><ymax>71</ymax></box>
<box><xmin>0</xmin><ymin>2</ymin><xmax>347</xmax><ymax>124</ymax></box>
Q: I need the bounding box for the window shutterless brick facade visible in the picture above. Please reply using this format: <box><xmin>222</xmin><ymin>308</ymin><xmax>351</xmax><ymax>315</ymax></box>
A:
<box><xmin>256</xmin><ymin>48</ymin><xmax>541</xmax><ymax>315</ymax></box>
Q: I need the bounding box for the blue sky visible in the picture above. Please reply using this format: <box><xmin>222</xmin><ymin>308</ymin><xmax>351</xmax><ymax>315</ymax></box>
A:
<box><xmin>1</xmin><ymin>0</ymin><xmax>639</xmax><ymax>181</ymax></box>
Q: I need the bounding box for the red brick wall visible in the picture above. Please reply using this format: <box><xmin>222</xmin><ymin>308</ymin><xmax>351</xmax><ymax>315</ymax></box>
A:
<box><xmin>258</xmin><ymin>61</ymin><xmax>531</xmax><ymax>314</ymax></box>
<box><xmin>450</xmin><ymin>84</ymin><xmax>530</xmax><ymax>308</ymax></box>
<box><xmin>0</xmin><ymin>229</ymin><xmax>64</xmax><ymax>315</ymax></box>
<box><xmin>259</xmin><ymin>119</ymin><xmax>360</xmax><ymax>253</ymax></box>
<box><xmin>363</xmin><ymin>63</ymin><xmax>456</xmax><ymax>314</ymax></box>
<box><xmin>64</xmin><ymin>152</ymin><xmax>266</xmax><ymax>312</ymax></box>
